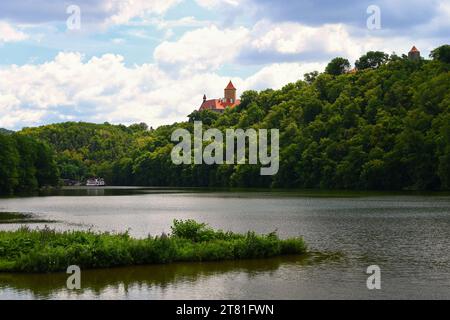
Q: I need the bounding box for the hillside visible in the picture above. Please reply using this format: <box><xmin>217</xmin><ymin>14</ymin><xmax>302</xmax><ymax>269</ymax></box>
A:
<box><xmin>20</xmin><ymin>122</ymin><xmax>149</xmax><ymax>185</ymax></box>
<box><xmin>0</xmin><ymin>128</ymin><xmax>14</xmax><ymax>135</ymax></box>
<box><xmin>19</xmin><ymin>45</ymin><xmax>450</xmax><ymax>191</ymax></box>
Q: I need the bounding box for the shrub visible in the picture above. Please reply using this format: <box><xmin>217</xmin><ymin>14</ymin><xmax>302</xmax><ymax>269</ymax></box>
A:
<box><xmin>171</xmin><ymin>219</ymin><xmax>216</xmax><ymax>242</ymax></box>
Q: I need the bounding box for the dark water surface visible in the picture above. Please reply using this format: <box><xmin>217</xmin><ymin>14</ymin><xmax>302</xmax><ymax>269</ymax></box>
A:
<box><xmin>0</xmin><ymin>187</ymin><xmax>449</xmax><ymax>299</ymax></box>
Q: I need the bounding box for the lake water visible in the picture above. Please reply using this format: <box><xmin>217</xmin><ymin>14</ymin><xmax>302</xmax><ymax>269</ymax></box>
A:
<box><xmin>0</xmin><ymin>187</ymin><xmax>449</xmax><ymax>300</ymax></box>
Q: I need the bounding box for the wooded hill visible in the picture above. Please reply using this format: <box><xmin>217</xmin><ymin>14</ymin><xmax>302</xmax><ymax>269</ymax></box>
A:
<box><xmin>6</xmin><ymin>45</ymin><xmax>450</xmax><ymax>192</ymax></box>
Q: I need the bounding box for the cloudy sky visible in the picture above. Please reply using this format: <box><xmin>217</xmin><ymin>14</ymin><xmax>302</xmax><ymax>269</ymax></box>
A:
<box><xmin>0</xmin><ymin>0</ymin><xmax>449</xmax><ymax>130</ymax></box>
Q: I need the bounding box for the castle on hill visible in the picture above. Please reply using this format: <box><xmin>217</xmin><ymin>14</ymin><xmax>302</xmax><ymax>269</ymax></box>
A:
<box><xmin>199</xmin><ymin>81</ymin><xmax>241</xmax><ymax>113</ymax></box>
<box><xmin>199</xmin><ymin>47</ymin><xmax>421</xmax><ymax>112</ymax></box>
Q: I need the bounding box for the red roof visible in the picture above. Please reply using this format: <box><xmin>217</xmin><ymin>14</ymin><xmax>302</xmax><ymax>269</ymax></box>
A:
<box><xmin>200</xmin><ymin>99</ymin><xmax>241</xmax><ymax>111</ymax></box>
<box><xmin>225</xmin><ymin>81</ymin><xmax>236</xmax><ymax>90</ymax></box>
<box><xmin>410</xmin><ymin>46</ymin><xmax>419</xmax><ymax>53</ymax></box>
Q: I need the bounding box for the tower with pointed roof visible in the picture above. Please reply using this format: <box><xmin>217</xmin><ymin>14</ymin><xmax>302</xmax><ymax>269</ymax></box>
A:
<box><xmin>199</xmin><ymin>81</ymin><xmax>241</xmax><ymax>113</ymax></box>
<box><xmin>408</xmin><ymin>46</ymin><xmax>421</xmax><ymax>61</ymax></box>
<box><xmin>224</xmin><ymin>80</ymin><xmax>237</xmax><ymax>103</ymax></box>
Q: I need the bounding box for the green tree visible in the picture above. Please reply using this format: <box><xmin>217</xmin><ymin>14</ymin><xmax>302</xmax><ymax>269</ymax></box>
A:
<box><xmin>325</xmin><ymin>57</ymin><xmax>351</xmax><ymax>76</ymax></box>
<box><xmin>0</xmin><ymin>135</ymin><xmax>20</xmax><ymax>194</ymax></box>
<box><xmin>430</xmin><ymin>45</ymin><xmax>450</xmax><ymax>63</ymax></box>
<box><xmin>355</xmin><ymin>51</ymin><xmax>389</xmax><ymax>70</ymax></box>
<box><xmin>304</xmin><ymin>71</ymin><xmax>319</xmax><ymax>84</ymax></box>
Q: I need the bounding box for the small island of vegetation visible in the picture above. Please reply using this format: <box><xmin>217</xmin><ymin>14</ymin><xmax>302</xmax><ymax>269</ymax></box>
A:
<box><xmin>0</xmin><ymin>220</ymin><xmax>307</xmax><ymax>273</ymax></box>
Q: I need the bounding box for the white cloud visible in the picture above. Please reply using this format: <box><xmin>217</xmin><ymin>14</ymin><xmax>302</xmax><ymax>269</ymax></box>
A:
<box><xmin>244</xmin><ymin>62</ymin><xmax>326</xmax><ymax>91</ymax></box>
<box><xmin>0</xmin><ymin>0</ymin><xmax>182</xmax><ymax>26</ymax></box>
<box><xmin>105</xmin><ymin>0</ymin><xmax>182</xmax><ymax>25</ymax></box>
<box><xmin>0</xmin><ymin>93</ymin><xmax>44</xmax><ymax>128</ymax></box>
<box><xmin>0</xmin><ymin>52</ymin><xmax>235</xmax><ymax>129</ymax></box>
<box><xmin>0</xmin><ymin>21</ymin><xmax>28</xmax><ymax>43</ymax></box>
<box><xmin>152</xmin><ymin>19</ymin><xmax>435</xmax><ymax>72</ymax></box>
<box><xmin>251</xmin><ymin>21</ymin><xmax>360</xmax><ymax>59</ymax></box>
<box><xmin>247</xmin><ymin>21</ymin><xmax>443</xmax><ymax>65</ymax></box>
<box><xmin>0</xmin><ymin>51</ymin><xmax>329</xmax><ymax>130</ymax></box>
<box><xmin>154</xmin><ymin>25</ymin><xmax>250</xmax><ymax>73</ymax></box>
<box><xmin>128</xmin><ymin>16</ymin><xmax>212</xmax><ymax>29</ymax></box>
<box><xmin>195</xmin><ymin>0</ymin><xmax>242</xmax><ymax>9</ymax></box>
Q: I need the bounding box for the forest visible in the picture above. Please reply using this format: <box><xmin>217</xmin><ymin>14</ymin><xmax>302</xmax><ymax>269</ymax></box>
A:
<box><xmin>1</xmin><ymin>45</ymin><xmax>449</xmax><ymax>193</ymax></box>
<box><xmin>0</xmin><ymin>133</ymin><xmax>59</xmax><ymax>194</ymax></box>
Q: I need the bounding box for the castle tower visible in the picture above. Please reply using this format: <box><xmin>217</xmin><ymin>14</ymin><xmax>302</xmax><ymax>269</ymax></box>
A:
<box><xmin>224</xmin><ymin>80</ymin><xmax>236</xmax><ymax>103</ymax></box>
<box><xmin>408</xmin><ymin>46</ymin><xmax>421</xmax><ymax>61</ymax></box>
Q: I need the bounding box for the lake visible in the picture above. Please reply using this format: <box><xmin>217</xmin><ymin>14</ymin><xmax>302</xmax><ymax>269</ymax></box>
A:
<box><xmin>0</xmin><ymin>187</ymin><xmax>449</xmax><ymax>300</ymax></box>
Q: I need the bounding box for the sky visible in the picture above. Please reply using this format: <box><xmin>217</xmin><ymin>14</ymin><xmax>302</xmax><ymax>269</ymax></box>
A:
<box><xmin>0</xmin><ymin>0</ymin><xmax>449</xmax><ymax>130</ymax></box>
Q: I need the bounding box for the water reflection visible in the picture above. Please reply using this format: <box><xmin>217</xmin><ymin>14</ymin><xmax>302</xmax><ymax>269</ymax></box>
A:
<box><xmin>45</xmin><ymin>188</ymin><xmax>211</xmax><ymax>197</ymax></box>
<box><xmin>0</xmin><ymin>253</ymin><xmax>340</xmax><ymax>299</ymax></box>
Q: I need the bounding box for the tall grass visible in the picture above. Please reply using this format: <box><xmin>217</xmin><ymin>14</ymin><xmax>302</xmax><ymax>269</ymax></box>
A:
<box><xmin>0</xmin><ymin>220</ymin><xmax>307</xmax><ymax>273</ymax></box>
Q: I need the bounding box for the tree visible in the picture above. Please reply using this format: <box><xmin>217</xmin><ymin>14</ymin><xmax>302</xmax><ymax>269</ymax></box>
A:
<box><xmin>0</xmin><ymin>135</ymin><xmax>20</xmax><ymax>194</ymax></box>
<box><xmin>355</xmin><ymin>51</ymin><xmax>389</xmax><ymax>70</ymax></box>
<box><xmin>34</xmin><ymin>141</ymin><xmax>59</xmax><ymax>187</ymax></box>
<box><xmin>0</xmin><ymin>128</ymin><xmax>14</xmax><ymax>135</ymax></box>
<box><xmin>237</xmin><ymin>90</ymin><xmax>259</xmax><ymax>110</ymax></box>
<box><xmin>429</xmin><ymin>45</ymin><xmax>450</xmax><ymax>63</ymax></box>
<box><xmin>188</xmin><ymin>110</ymin><xmax>219</xmax><ymax>125</ymax></box>
<box><xmin>0</xmin><ymin>134</ymin><xmax>59</xmax><ymax>194</ymax></box>
<box><xmin>128</xmin><ymin>123</ymin><xmax>149</xmax><ymax>133</ymax></box>
<box><xmin>14</xmin><ymin>135</ymin><xmax>39</xmax><ymax>192</ymax></box>
<box><xmin>304</xmin><ymin>71</ymin><xmax>319</xmax><ymax>84</ymax></box>
<box><xmin>325</xmin><ymin>57</ymin><xmax>351</xmax><ymax>76</ymax></box>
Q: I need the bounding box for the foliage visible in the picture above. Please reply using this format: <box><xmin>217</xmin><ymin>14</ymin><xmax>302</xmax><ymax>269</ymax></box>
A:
<box><xmin>430</xmin><ymin>45</ymin><xmax>450</xmax><ymax>64</ymax></box>
<box><xmin>0</xmin><ymin>134</ymin><xmax>58</xmax><ymax>194</ymax></box>
<box><xmin>304</xmin><ymin>71</ymin><xmax>319</xmax><ymax>84</ymax></box>
<box><xmin>325</xmin><ymin>57</ymin><xmax>351</xmax><ymax>75</ymax></box>
<box><xmin>0</xmin><ymin>220</ymin><xmax>307</xmax><ymax>272</ymax></box>
<box><xmin>16</xmin><ymin>45</ymin><xmax>450</xmax><ymax>191</ymax></box>
<box><xmin>20</xmin><ymin>122</ymin><xmax>146</xmax><ymax>184</ymax></box>
<box><xmin>355</xmin><ymin>51</ymin><xmax>389</xmax><ymax>70</ymax></box>
<box><xmin>0</xmin><ymin>128</ymin><xmax>14</xmax><ymax>135</ymax></box>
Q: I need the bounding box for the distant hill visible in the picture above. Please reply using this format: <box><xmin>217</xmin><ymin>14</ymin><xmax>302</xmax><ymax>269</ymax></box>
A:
<box><xmin>0</xmin><ymin>128</ymin><xmax>14</xmax><ymax>135</ymax></box>
<box><xmin>20</xmin><ymin>122</ymin><xmax>150</xmax><ymax>184</ymax></box>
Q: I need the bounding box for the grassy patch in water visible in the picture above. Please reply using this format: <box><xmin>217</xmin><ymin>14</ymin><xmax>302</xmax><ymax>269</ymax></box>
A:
<box><xmin>0</xmin><ymin>212</ymin><xmax>56</xmax><ymax>224</ymax></box>
<box><xmin>0</xmin><ymin>219</ymin><xmax>307</xmax><ymax>273</ymax></box>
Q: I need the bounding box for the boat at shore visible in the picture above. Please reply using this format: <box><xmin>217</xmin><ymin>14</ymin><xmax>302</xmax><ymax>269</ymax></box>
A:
<box><xmin>86</xmin><ymin>178</ymin><xmax>105</xmax><ymax>186</ymax></box>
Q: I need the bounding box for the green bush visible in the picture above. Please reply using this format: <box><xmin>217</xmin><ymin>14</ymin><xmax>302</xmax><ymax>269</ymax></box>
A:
<box><xmin>171</xmin><ymin>219</ymin><xmax>217</xmax><ymax>242</ymax></box>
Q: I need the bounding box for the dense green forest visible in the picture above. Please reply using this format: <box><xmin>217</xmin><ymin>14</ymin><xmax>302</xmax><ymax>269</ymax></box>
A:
<box><xmin>7</xmin><ymin>45</ymin><xmax>450</xmax><ymax>192</ymax></box>
<box><xmin>0</xmin><ymin>128</ymin><xmax>14</xmax><ymax>135</ymax></box>
<box><xmin>0</xmin><ymin>133</ymin><xmax>59</xmax><ymax>194</ymax></box>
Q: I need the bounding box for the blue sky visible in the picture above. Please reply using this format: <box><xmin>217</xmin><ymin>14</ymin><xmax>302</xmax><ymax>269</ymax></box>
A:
<box><xmin>0</xmin><ymin>0</ymin><xmax>449</xmax><ymax>130</ymax></box>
